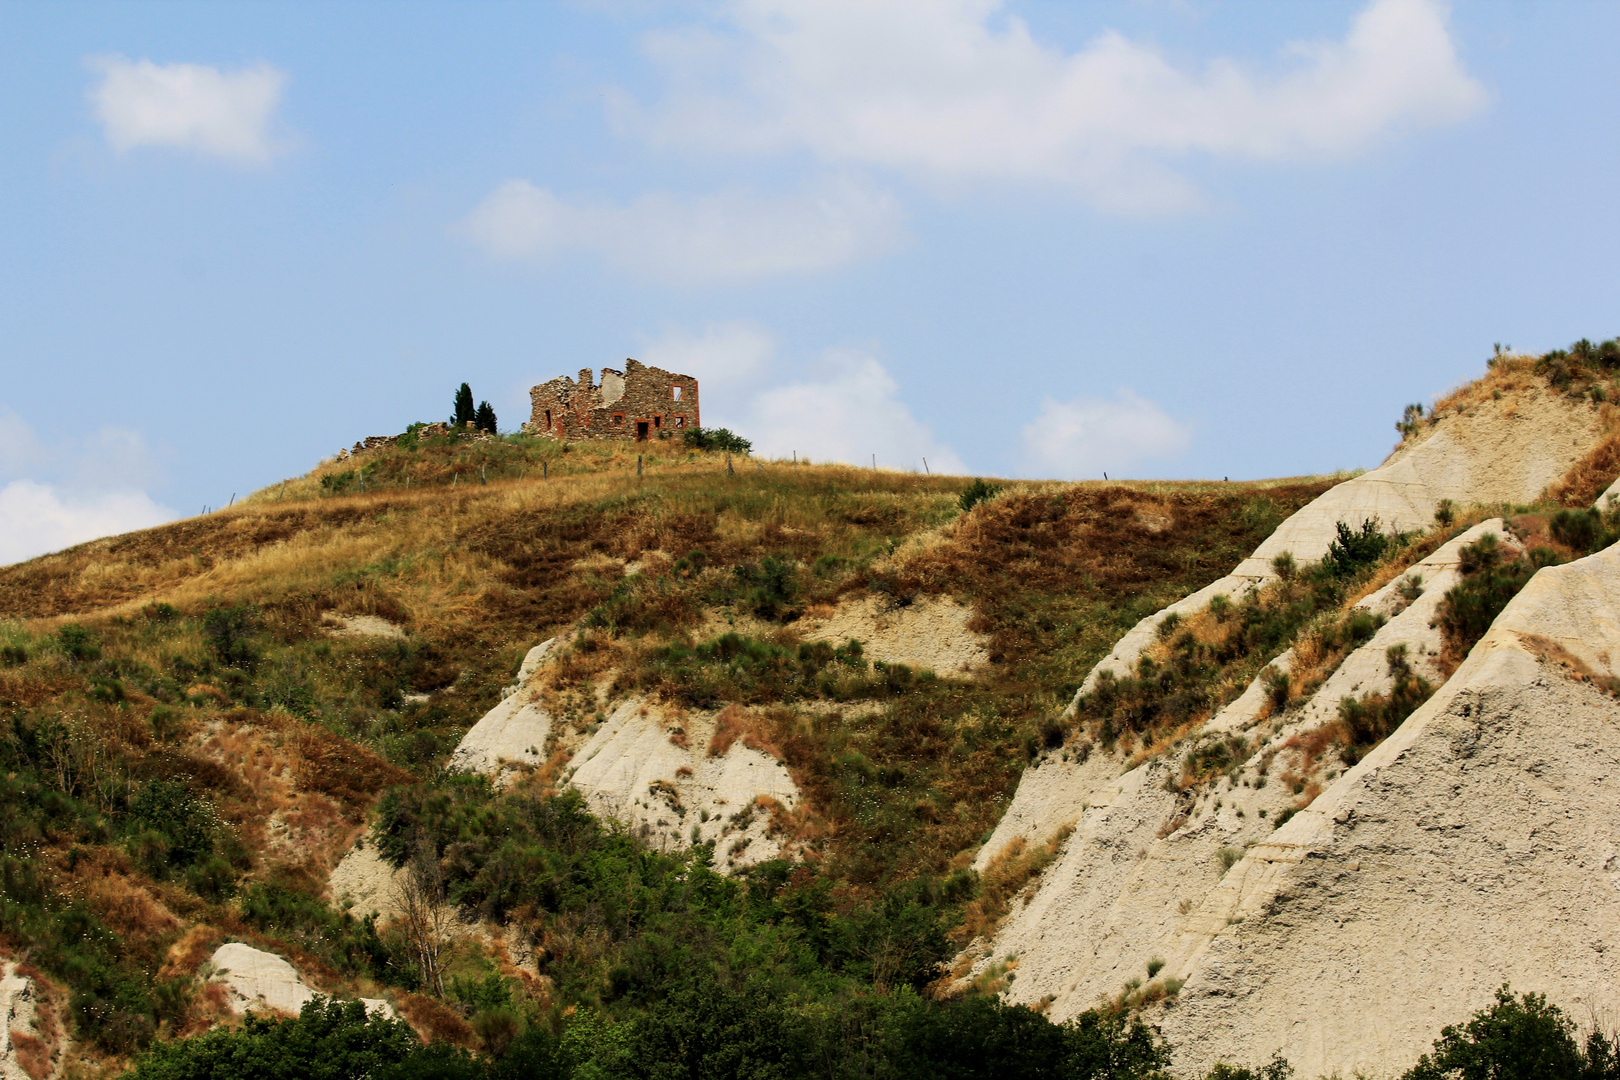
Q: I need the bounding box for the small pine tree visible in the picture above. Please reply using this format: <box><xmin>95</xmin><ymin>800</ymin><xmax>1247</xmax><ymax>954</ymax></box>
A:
<box><xmin>452</xmin><ymin>383</ymin><xmax>476</xmax><ymax>428</ymax></box>
<box><xmin>475</xmin><ymin>401</ymin><xmax>497</xmax><ymax>434</ymax></box>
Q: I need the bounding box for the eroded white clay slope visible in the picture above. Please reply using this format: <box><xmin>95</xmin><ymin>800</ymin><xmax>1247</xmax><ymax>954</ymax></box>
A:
<box><xmin>1155</xmin><ymin>542</ymin><xmax>1620</xmax><ymax>1078</ymax></box>
<box><xmin>970</xmin><ymin>522</ymin><xmax>1530</xmax><ymax>1031</ymax></box>
<box><xmin>1078</xmin><ymin>390</ymin><xmax>1599</xmax><ymax>694</ymax></box>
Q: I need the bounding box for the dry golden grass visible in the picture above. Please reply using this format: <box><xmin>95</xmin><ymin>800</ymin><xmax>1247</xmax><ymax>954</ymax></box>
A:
<box><xmin>952</xmin><ymin>824</ymin><xmax>1074</xmax><ymax>946</ymax></box>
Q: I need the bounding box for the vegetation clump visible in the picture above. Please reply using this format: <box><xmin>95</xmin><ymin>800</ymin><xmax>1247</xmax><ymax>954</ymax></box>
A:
<box><xmin>682</xmin><ymin>426</ymin><xmax>752</xmax><ymax>454</ymax></box>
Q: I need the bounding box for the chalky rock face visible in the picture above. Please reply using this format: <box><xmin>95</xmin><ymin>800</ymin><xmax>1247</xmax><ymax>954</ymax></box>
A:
<box><xmin>0</xmin><ymin>963</ymin><xmax>52</xmax><ymax>1080</ymax></box>
<box><xmin>801</xmin><ymin>595</ymin><xmax>988</xmax><ymax>675</ymax></box>
<box><xmin>1156</xmin><ymin>542</ymin><xmax>1620</xmax><ymax>1078</ymax></box>
<box><xmin>208</xmin><ymin>943</ymin><xmax>393</xmax><ymax>1018</ymax></box>
<box><xmin>1077</xmin><ymin>389</ymin><xmax>1600</xmax><ymax>695</ymax></box>
<box><xmin>448</xmin><ymin>642</ymin><xmax>803</xmax><ymax>871</ymax></box>
<box><xmin>972</xmin><ymin>518</ymin><xmax>1620</xmax><ymax>1077</ymax></box>
<box><xmin>567</xmin><ymin>700</ymin><xmax>800</xmax><ymax>870</ymax></box>
<box><xmin>448</xmin><ymin>639</ymin><xmax>558</xmax><ymax>778</ymax></box>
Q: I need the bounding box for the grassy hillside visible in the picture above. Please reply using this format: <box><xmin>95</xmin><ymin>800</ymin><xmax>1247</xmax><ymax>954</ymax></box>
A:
<box><xmin>0</xmin><ymin>431</ymin><xmax>1343</xmax><ymax>1072</ymax></box>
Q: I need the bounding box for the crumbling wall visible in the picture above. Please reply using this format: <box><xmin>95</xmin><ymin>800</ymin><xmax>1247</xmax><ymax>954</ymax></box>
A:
<box><xmin>526</xmin><ymin>359</ymin><xmax>699</xmax><ymax>442</ymax></box>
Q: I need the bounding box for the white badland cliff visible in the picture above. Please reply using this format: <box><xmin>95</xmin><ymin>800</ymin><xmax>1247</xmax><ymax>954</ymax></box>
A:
<box><xmin>975</xmin><ymin>384</ymin><xmax>1619</xmax><ymax>1076</ymax></box>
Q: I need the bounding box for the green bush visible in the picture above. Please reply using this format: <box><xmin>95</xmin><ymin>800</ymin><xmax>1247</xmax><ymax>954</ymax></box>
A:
<box><xmin>202</xmin><ymin>605</ymin><xmax>260</xmax><ymax>670</ymax></box>
<box><xmin>732</xmin><ymin>555</ymin><xmax>798</xmax><ymax>620</ymax></box>
<box><xmin>56</xmin><ymin>623</ymin><xmax>100</xmax><ymax>663</ymax></box>
<box><xmin>1400</xmin><ymin>985</ymin><xmax>1619</xmax><ymax>1080</ymax></box>
<box><xmin>1435</xmin><ymin>537</ymin><xmax>1546</xmax><ymax>660</ymax></box>
<box><xmin>1550</xmin><ymin>507</ymin><xmax>1613</xmax><ymax>555</ymax></box>
<box><xmin>682</xmin><ymin>426</ymin><xmax>752</xmax><ymax>454</ymax></box>
<box><xmin>1322</xmin><ymin>519</ymin><xmax>1389</xmax><ymax>580</ymax></box>
<box><xmin>122</xmin><ymin>997</ymin><xmax>419</xmax><ymax>1080</ymax></box>
<box><xmin>958</xmin><ymin>478</ymin><xmax>1003</xmax><ymax>514</ymax></box>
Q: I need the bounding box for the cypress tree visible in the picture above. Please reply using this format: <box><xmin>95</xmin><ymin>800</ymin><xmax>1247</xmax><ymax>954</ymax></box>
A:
<box><xmin>475</xmin><ymin>400</ymin><xmax>497</xmax><ymax>434</ymax></box>
<box><xmin>451</xmin><ymin>383</ymin><xmax>475</xmax><ymax>428</ymax></box>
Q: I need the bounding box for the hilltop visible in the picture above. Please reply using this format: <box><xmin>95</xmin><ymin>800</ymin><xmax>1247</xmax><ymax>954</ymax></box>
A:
<box><xmin>2</xmin><ymin>343</ymin><xmax>1620</xmax><ymax>1077</ymax></box>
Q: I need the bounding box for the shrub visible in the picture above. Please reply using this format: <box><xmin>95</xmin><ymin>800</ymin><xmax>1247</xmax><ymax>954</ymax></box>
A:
<box><xmin>682</xmin><ymin>426</ymin><xmax>752</xmax><ymax>454</ymax></box>
<box><xmin>1396</xmin><ymin>403</ymin><xmax>1426</xmax><ymax>438</ymax></box>
<box><xmin>1270</xmin><ymin>552</ymin><xmax>1296</xmax><ymax>581</ymax></box>
<box><xmin>1400</xmin><ymin>986</ymin><xmax>1611</xmax><ymax>1080</ymax></box>
<box><xmin>958</xmin><ymin>478</ymin><xmax>1003</xmax><ymax>514</ymax></box>
<box><xmin>1436</xmin><ymin>539</ymin><xmax>1540</xmax><ymax>663</ymax></box>
<box><xmin>122</xmin><ymin>997</ymin><xmax>419</xmax><ymax>1080</ymax></box>
<box><xmin>1206</xmin><ymin>1054</ymin><xmax>1295</xmax><ymax>1080</ymax></box>
<box><xmin>1550</xmin><ymin>507</ymin><xmax>1611</xmax><ymax>555</ymax></box>
<box><xmin>1322</xmin><ymin>519</ymin><xmax>1389</xmax><ymax>579</ymax></box>
<box><xmin>202</xmin><ymin>605</ymin><xmax>259</xmax><ymax>670</ymax></box>
<box><xmin>56</xmin><ymin>624</ymin><xmax>99</xmax><ymax>663</ymax></box>
<box><xmin>1435</xmin><ymin>499</ymin><xmax>1456</xmax><ymax>527</ymax></box>
<box><xmin>732</xmin><ymin>555</ymin><xmax>798</xmax><ymax>620</ymax></box>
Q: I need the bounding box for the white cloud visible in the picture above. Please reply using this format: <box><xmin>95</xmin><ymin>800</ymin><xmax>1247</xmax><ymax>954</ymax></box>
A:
<box><xmin>0</xmin><ymin>412</ymin><xmax>175</xmax><ymax>565</ymax></box>
<box><xmin>458</xmin><ymin>175</ymin><xmax>902</xmax><ymax>284</ymax></box>
<box><xmin>631</xmin><ymin>327</ymin><xmax>964</xmax><ymax>471</ymax></box>
<box><xmin>87</xmin><ymin>55</ymin><xmax>288</xmax><ymax>164</ymax></box>
<box><xmin>748</xmin><ymin>349</ymin><xmax>966</xmax><ymax>472</ymax></box>
<box><xmin>1020</xmin><ymin>389</ymin><xmax>1190</xmax><ymax>477</ymax></box>
<box><xmin>624</xmin><ymin>0</ymin><xmax>1486</xmax><ymax>211</ymax></box>
<box><xmin>638</xmin><ymin>321</ymin><xmax>775</xmax><ymax>425</ymax></box>
<box><xmin>0</xmin><ymin>481</ymin><xmax>172</xmax><ymax>567</ymax></box>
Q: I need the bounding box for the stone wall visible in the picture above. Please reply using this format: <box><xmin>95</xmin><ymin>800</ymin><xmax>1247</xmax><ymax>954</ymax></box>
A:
<box><xmin>344</xmin><ymin>422</ymin><xmax>490</xmax><ymax>459</ymax></box>
<box><xmin>526</xmin><ymin>359</ymin><xmax>699</xmax><ymax>443</ymax></box>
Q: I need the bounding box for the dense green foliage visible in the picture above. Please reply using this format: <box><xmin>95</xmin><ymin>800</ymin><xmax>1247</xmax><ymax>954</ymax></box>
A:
<box><xmin>682</xmin><ymin>427</ymin><xmax>753</xmax><ymax>454</ymax></box>
<box><xmin>475</xmin><ymin>401</ymin><xmax>498</xmax><ymax>435</ymax></box>
<box><xmin>1402</xmin><ymin>987</ymin><xmax>1620</xmax><ymax>1080</ymax></box>
<box><xmin>1322</xmin><ymin>518</ymin><xmax>1390</xmax><ymax>579</ymax></box>
<box><xmin>127</xmin><ymin>981</ymin><xmax>1620</xmax><ymax>1080</ymax></box>
<box><xmin>122</xmin><ymin>998</ymin><xmax>419</xmax><ymax>1080</ymax></box>
<box><xmin>126</xmin><ymin>986</ymin><xmax>1176</xmax><ymax>1080</ymax></box>
<box><xmin>956</xmin><ymin>479</ymin><xmax>1002</xmax><ymax>514</ymax></box>
<box><xmin>1434</xmin><ymin>535</ymin><xmax>1546</xmax><ymax>661</ymax></box>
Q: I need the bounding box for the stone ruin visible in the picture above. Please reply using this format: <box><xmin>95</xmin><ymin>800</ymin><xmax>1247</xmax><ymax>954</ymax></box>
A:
<box><xmin>525</xmin><ymin>359</ymin><xmax>700</xmax><ymax>443</ymax></box>
<box><xmin>342</xmin><ymin>421</ymin><xmax>491</xmax><ymax>459</ymax></box>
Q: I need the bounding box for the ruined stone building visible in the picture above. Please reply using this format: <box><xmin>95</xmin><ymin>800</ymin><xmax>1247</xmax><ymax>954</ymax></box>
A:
<box><xmin>525</xmin><ymin>359</ymin><xmax>699</xmax><ymax>443</ymax></box>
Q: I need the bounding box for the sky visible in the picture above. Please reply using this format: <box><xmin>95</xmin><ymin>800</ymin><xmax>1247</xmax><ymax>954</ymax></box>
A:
<box><xmin>2</xmin><ymin>0</ymin><xmax>1618</xmax><ymax>565</ymax></box>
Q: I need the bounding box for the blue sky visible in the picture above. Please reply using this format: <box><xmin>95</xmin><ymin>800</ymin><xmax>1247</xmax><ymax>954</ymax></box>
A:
<box><xmin>2</xmin><ymin>0</ymin><xmax>1618</xmax><ymax>564</ymax></box>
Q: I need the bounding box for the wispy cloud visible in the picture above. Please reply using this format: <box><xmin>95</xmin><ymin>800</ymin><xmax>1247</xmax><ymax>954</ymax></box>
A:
<box><xmin>637</xmin><ymin>325</ymin><xmax>964</xmax><ymax>472</ymax></box>
<box><xmin>0</xmin><ymin>482</ymin><xmax>171</xmax><ymax>567</ymax></box>
<box><xmin>0</xmin><ymin>412</ymin><xmax>175</xmax><ymax>566</ymax></box>
<box><xmin>87</xmin><ymin>56</ymin><xmax>288</xmax><ymax>164</ymax></box>
<box><xmin>1020</xmin><ymin>389</ymin><xmax>1190</xmax><ymax>478</ymax></box>
<box><xmin>620</xmin><ymin>0</ymin><xmax>1486</xmax><ymax>211</ymax></box>
<box><xmin>457</xmin><ymin>175</ymin><xmax>903</xmax><ymax>284</ymax></box>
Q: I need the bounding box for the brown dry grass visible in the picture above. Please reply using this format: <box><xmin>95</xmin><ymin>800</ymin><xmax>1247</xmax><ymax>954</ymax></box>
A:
<box><xmin>952</xmin><ymin>824</ymin><xmax>1074</xmax><ymax>946</ymax></box>
<box><xmin>1548</xmin><ymin>433</ymin><xmax>1620</xmax><ymax>506</ymax></box>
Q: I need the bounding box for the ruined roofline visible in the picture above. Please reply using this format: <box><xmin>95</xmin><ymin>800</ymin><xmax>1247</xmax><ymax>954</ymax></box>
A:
<box><xmin>526</xmin><ymin>357</ymin><xmax>700</xmax><ymax>442</ymax></box>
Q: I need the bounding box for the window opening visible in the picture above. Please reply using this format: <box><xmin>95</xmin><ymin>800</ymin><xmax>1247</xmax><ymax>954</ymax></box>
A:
<box><xmin>672</xmin><ymin>385</ymin><xmax>684</xmax><ymax>401</ymax></box>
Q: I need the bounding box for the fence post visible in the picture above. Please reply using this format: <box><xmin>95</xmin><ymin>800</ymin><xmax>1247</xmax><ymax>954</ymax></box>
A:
<box><xmin>481</xmin><ymin>464</ymin><xmax>487</xmax><ymax>485</ymax></box>
<box><xmin>726</xmin><ymin>454</ymin><xmax>734</xmax><ymax>476</ymax></box>
<box><xmin>543</xmin><ymin>460</ymin><xmax>548</xmax><ymax>480</ymax></box>
<box><xmin>923</xmin><ymin>458</ymin><xmax>929</xmax><ymax>475</ymax></box>
<box><xmin>637</xmin><ymin>455</ymin><xmax>643</xmax><ymax>477</ymax></box>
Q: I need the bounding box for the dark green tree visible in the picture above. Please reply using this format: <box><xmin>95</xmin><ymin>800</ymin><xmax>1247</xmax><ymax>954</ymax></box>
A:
<box><xmin>452</xmin><ymin>383</ymin><xmax>476</xmax><ymax>428</ymax></box>
<box><xmin>1400</xmin><ymin>986</ymin><xmax>1617</xmax><ymax>1080</ymax></box>
<box><xmin>474</xmin><ymin>400</ymin><xmax>497</xmax><ymax>434</ymax></box>
<box><xmin>122</xmin><ymin>997</ymin><xmax>419</xmax><ymax>1080</ymax></box>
